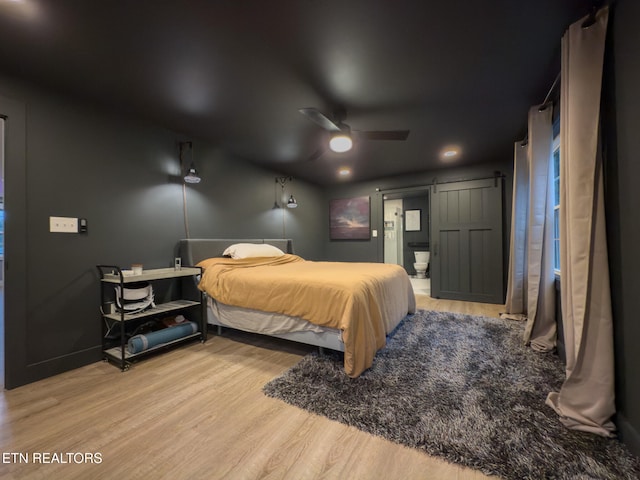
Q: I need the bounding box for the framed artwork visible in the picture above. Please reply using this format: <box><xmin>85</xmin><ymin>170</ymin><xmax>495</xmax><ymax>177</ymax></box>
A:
<box><xmin>405</xmin><ymin>209</ymin><xmax>421</xmax><ymax>231</ymax></box>
<box><xmin>330</xmin><ymin>196</ymin><xmax>370</xmax><ymax>240</ymax></box>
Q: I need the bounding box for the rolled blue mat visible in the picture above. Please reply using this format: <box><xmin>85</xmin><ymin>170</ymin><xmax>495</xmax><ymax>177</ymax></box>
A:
<box><xmin>127</xmin><ymin>321</ymin><xmax>198</xmax><ymax>354</ymax></box>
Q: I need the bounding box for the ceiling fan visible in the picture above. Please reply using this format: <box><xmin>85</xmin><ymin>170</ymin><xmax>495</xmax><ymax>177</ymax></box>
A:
<box><xmin>299</xmin><ymin>107</ymin><xmax>410</xmax><ymax>161</ymax></box>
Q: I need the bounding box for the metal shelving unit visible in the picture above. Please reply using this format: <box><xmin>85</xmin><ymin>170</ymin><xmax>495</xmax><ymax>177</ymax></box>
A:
<box><xmin>97</xmin><ymin>265</ymin><xmax>205</xmax><ymax>370</ymax></box>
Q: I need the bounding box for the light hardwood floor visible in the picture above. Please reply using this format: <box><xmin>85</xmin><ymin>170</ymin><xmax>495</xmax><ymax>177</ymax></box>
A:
<box><xmin>0</xmin><ymin>296</ymin><xmax>503</xmax><ymax>480</ymax></box>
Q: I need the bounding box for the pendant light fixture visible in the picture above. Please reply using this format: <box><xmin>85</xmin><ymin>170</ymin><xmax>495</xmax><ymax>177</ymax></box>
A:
<box><xmin>180</xmin><ymin>141</ymin><xmax>201</xmax><ymax>184</ymax></box>
<box><xmin>184</xmin><ymin>166</ymin><xmax>201</xmax><ymax>184</ymax></box>
<box><xmin>274</xmin><ymin>176</ymin><xmax>298</xmax><ymax>208</ymax></box>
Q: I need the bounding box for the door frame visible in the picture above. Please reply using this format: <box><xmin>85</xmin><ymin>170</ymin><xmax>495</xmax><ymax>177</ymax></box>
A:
<box><xmin>377</xmin><ymin>186</ymin><xmax>430</xmax><ymax>265</ymax></box>
<box><xmin>1</xmin><ymin>95</ymin><xmax>28</xmax><ymax>389</ymax></box>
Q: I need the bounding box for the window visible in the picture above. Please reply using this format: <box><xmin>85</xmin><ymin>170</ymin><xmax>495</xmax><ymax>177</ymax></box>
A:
<box><xmin>552</xmin><ymin>120</ymin><xmax>560</xmax><ymax>273</ymax></box>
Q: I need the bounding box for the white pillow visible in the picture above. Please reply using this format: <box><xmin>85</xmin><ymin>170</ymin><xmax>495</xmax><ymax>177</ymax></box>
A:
<box><xmin>223</xmin><ymin>243</ymin><xmax>285</xmax><ymax>259</ymax></box>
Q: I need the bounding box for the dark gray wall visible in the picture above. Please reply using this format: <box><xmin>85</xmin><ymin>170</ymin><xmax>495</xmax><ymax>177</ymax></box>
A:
<box><xmin>606</xmin><ymin>0</ymin><xmax>640</xmax><ymax>456</ymax></box>
<box><xmin>321</xmin><ymin>162</ymin><xmax>513</xmax><ymax>267</ymax></box>
<box><xmin>171</xmin><ymin>144</ymin><xmax>324</xmax><ymax>261</ymax></box>
<box><xmin>0</xmin><ymin>75</ymin><xmax>323</xmax><ymax>388</ymax></box>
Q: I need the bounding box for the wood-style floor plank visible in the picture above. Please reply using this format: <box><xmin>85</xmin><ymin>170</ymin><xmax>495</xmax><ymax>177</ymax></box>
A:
<box><xmin>0</xmin><ymin>295</ymin><xmax>501</xmax><ymax>479</ymax></box>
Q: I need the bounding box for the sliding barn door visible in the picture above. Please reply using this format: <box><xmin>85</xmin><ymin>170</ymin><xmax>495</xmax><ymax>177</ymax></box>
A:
<box><xmin>430</xmin><ymin>178</ymin><xmax>503</xmax><ymax>304</ymax></box>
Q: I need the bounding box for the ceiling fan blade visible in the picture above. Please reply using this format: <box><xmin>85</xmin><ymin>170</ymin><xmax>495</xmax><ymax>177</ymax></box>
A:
<box><xmin>356</xmin><ymin>130</ymin><xmax>410</xmax><ymax>141</ymax></box>
<box><xmin>299</xmin><ymin>108</ymin><xmax>341</xmax><ymax>132</ymax></box>
<box><xmin>308</xmin><ymin>145</ymin><xmax>327</xmax><ymax>161</ymax></box>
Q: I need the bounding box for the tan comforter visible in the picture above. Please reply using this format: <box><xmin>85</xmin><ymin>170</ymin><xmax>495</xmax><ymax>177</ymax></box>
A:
<box><xmin>197</xmin><ymin>254</ymin><xmax>415</xmax><ymax>377</ymax></box>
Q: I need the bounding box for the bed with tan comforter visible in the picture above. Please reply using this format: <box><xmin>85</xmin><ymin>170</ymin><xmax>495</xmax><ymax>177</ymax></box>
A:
<box><xmin>196</xmin><ymin>254</ymin><xmax>415</xmax><ymax>377</ymax></box>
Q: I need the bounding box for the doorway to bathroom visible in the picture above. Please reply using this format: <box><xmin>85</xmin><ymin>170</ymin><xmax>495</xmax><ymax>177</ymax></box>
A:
<box><xmin>382</xmin><ymin>188</ymin><xmax>430</xmax><ymax>296</ymax></box>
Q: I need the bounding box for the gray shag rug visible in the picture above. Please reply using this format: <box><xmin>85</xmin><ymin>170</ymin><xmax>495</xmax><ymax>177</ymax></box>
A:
<box><xmin>263</xmin><ymin>310</ymin><xmax>640</xmax><ymax>480</ymax></box>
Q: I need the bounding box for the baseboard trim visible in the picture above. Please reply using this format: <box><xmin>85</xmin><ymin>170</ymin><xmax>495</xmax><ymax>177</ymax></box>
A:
<box><xmin>5</xmin><ymin>346</ymin><xmax>102</xmax><ymax>390</ymax></box>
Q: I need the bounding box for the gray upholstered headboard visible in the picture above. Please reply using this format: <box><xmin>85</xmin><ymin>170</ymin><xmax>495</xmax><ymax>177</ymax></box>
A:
<box><xmin>178</xmin><ymin>238</ymin><xmax>294</xmax><ymax>266</ymax></box>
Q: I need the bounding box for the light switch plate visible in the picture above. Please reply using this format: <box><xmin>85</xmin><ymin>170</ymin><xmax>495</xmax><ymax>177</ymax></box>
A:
<box><xmin>50</xmin><ymin>216</ymin><xmax>78</xmax><ymax>233</ymax></box>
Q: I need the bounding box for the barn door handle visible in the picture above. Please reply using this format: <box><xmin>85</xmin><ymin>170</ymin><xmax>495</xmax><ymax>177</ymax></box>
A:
<box><xmin>433</xmin><ymin>242</ymin><xmax>438</xmax><ymax>256</ymax></box>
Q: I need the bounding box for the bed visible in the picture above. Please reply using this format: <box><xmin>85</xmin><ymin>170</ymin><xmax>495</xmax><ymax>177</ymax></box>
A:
<box><xmin>179</xmin><ymin>238</ymin><xmax>415</xmax><ymax>377</ymax></box>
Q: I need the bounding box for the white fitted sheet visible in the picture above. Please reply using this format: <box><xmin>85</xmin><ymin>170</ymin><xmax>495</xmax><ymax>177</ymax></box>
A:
<box><xmin>207</xmin><ymin>296</ymin><xmax>342</xmax><ymax>337</ymax></box>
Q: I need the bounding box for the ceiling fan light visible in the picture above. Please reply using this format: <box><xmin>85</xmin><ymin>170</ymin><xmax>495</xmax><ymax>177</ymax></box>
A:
<box><xmin>329</xmin><ymin>133</ymin><xmax>352</xmax><ymax>153</ymax></box>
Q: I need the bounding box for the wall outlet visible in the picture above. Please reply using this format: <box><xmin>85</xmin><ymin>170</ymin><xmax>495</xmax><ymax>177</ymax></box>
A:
<box><xmin>50</xmin><ymin>216</ymin><xmax>78</xmax><ymax>233</ymax></box>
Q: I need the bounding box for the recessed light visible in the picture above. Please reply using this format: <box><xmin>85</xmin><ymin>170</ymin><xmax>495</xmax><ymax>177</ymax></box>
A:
<box><xmin>337</xmin><ymin>167</ymin><xmax>352</xmax><ymax>178</ymax></box>
<box><xmin>440</xmin><ymin>145</ymin><xmax>461</xmax><ymax>161</ymax></box>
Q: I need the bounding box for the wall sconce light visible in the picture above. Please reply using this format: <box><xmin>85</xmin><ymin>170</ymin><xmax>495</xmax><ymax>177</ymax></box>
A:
<box><xmin>184</xmin><ymin>166</ymin><xmax>201</xmax><ymax>184</ymax></box>
<box><xmin>274</xmin><ymin>176</ymin><xmax>298</xmax><ymax>209</ymax></box>
<box><xmin>180</xmin><ymin>141</ymin><xmax>201</xmax><ymax>184</ymax></box>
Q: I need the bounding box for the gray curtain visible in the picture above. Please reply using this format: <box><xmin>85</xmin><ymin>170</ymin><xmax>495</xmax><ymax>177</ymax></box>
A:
<box><xmin>523</xmin><ymin>106</ymin><xmax>556</xmax><ymax>351</ymax></box>
<box><xmin>502</xmin><ymin>107</ymin><xmax>556</xmax><ymax>352</ymax></box>
<box><xmin>546</xmin><ymin>6</ymin><xmax>616</xmax><ymax>437</ymax></box>
<box><xmin>503</xmin><ymin>142</ymin><xmax>528</xmax><ymax>319</ymax></box>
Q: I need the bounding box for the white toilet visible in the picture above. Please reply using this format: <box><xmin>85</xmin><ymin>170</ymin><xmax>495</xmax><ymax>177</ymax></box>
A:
<box><xmin>414</xmin><ymin>251</ymin><xmax>430</xmax><ymax>279</ymax></box>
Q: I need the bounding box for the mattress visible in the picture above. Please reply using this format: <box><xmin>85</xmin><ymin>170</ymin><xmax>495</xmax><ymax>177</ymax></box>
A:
<box><xmin>206</xmin><ymin>297</ymin><xmax>345</xmax><ymax>351</ymax></box>
<box><xmin>207</xmin><ymin>296</ymin><xmax>334</xmax><ymax>335</ymax></box>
